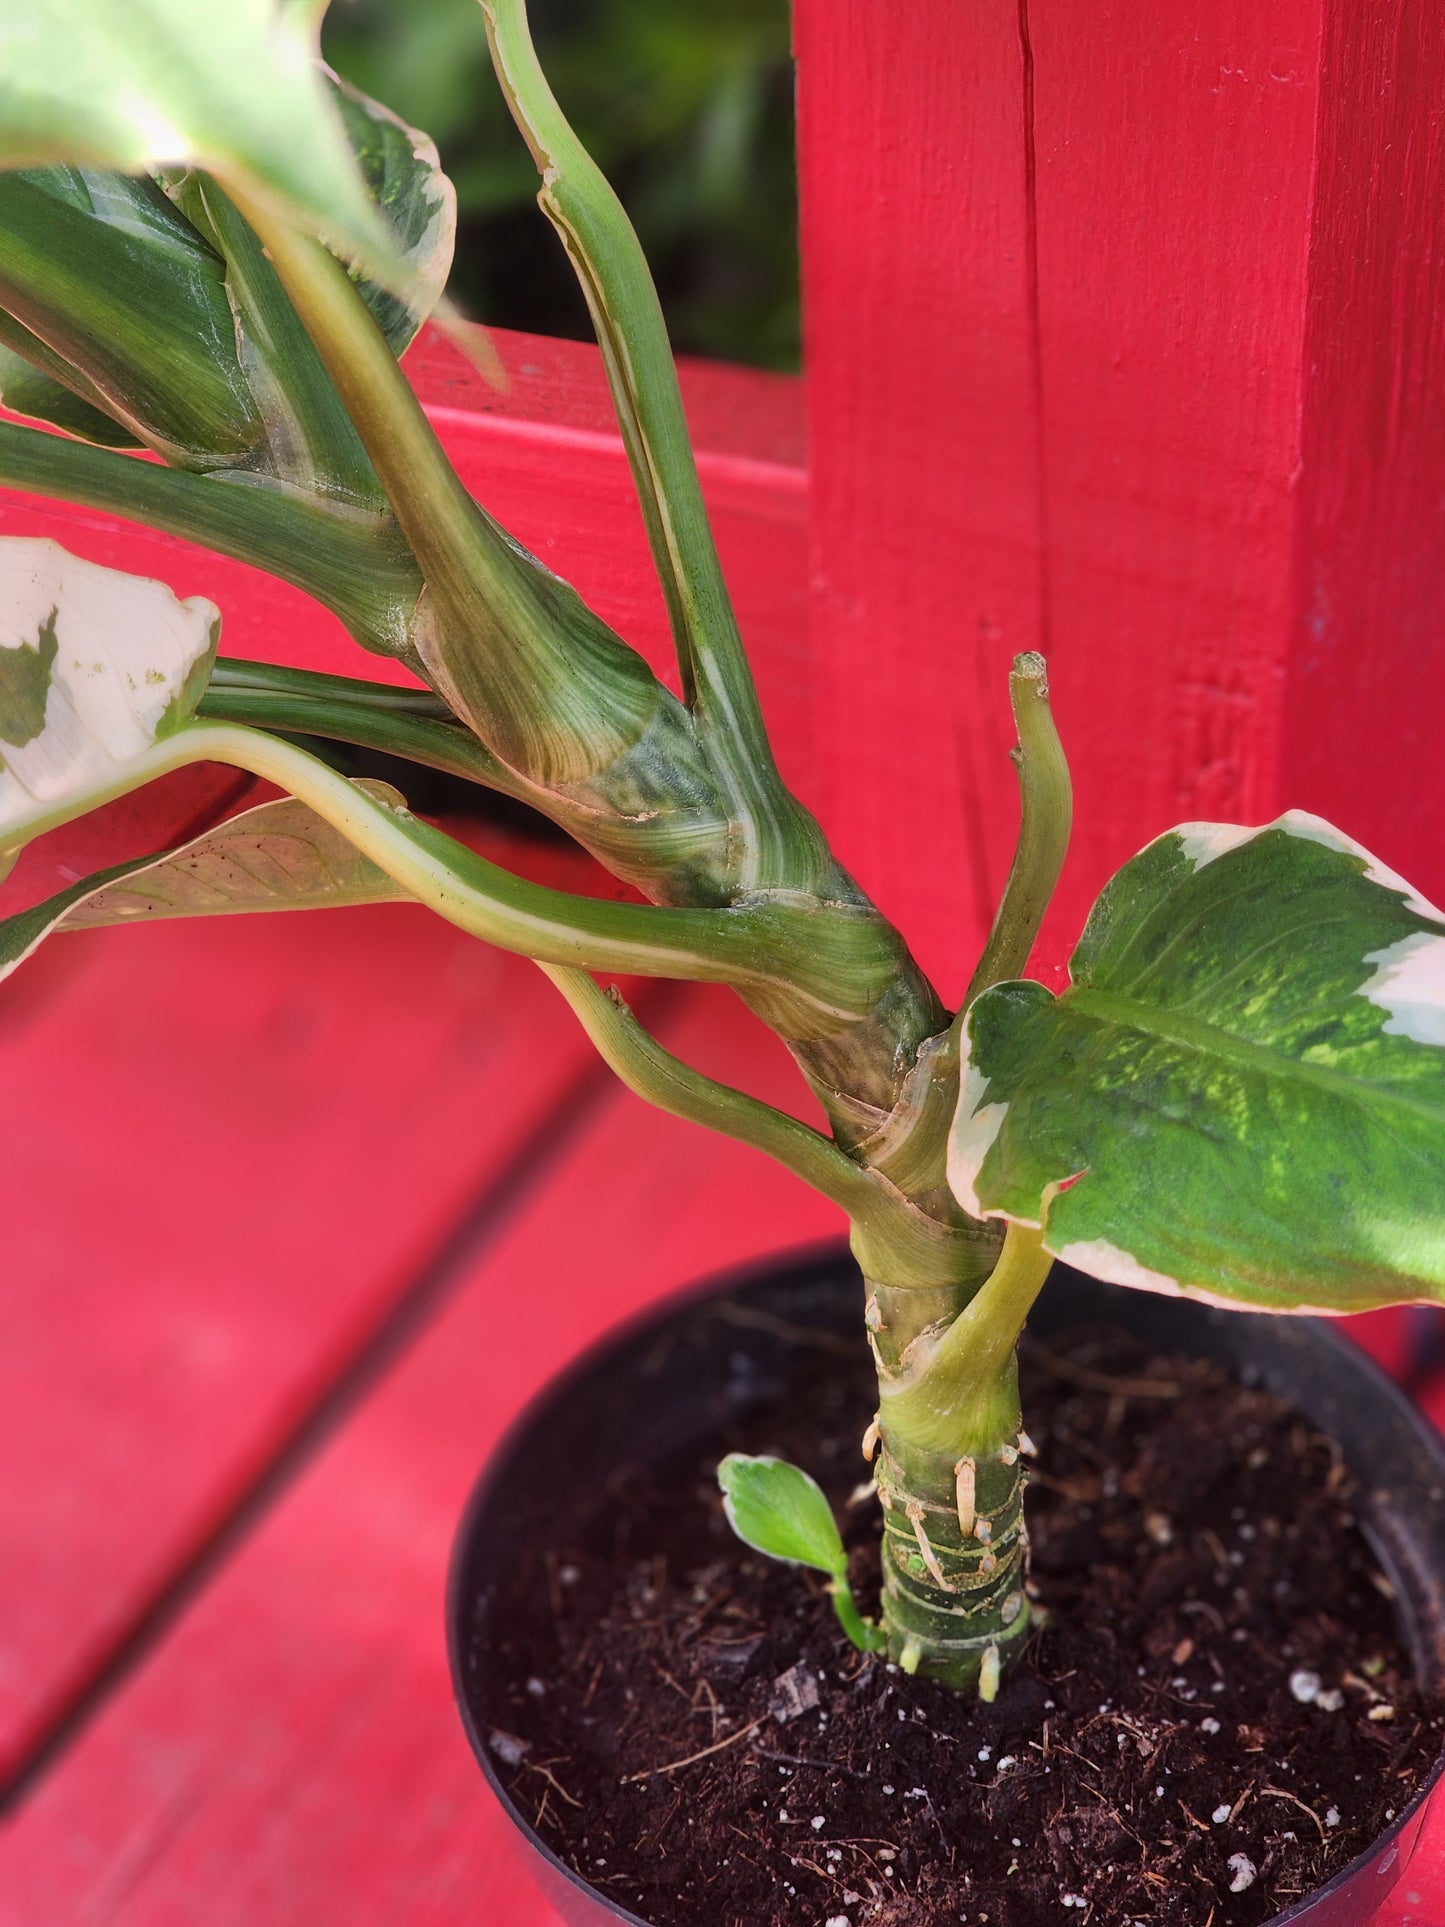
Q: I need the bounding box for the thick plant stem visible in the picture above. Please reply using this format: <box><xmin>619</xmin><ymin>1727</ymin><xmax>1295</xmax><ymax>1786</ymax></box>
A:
<box><xmin>866</xmin><ymin>1224</ymin><xmax>1054</xmax><ymax>1691</ymax></box>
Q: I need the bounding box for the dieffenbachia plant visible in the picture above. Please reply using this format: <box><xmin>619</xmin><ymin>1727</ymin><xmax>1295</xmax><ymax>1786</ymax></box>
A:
<box><xmin>0</xmin><ymin>0</ymin><xmax>1441</xmax><ymax>1697</ymax></box>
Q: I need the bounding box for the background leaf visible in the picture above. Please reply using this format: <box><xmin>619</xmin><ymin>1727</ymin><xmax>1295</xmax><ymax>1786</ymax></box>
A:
<box><xmin>0</xmin><ymin>779</ymin><xmax>410</xmax><ymax>984</ymax></box>
<box><xmin>717</xmin><ymin>1453</ymin><xmax>848</xmax><ymax>1576</ymax></box>
<box><xmin>949</xmin><ymin>813</ymin><xmax>1445</xmax><ymax>1313</ymax></box>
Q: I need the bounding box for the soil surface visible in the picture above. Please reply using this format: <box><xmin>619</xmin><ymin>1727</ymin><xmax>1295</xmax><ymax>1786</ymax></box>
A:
<box><xmin>474</xmin><ymin>1325</ymin><xmax>1445</xmax><ymax>1926</ymax></box>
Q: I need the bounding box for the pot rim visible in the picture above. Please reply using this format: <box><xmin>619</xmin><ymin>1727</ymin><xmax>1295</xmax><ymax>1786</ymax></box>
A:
<box><xmin>447</xmin><ymin>1239</ymin><xmax>1445</xmax><ymax>1927</ymax></box>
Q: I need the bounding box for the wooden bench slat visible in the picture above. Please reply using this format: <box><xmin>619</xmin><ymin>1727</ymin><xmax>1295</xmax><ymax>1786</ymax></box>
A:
<box><xmin>0</xmin><ymin>872</ymin><xmax>610</xmax><ymax>1786</ymax></box>
<box><xmin>0</xmin><ymin>985</ymin><xmax>840</xmax><ymax>1921</ymax></box>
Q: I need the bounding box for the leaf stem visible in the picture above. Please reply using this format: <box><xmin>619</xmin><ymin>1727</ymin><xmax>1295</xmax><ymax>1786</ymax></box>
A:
<box><xmin>879</xmin><ymin>1223</ymin><xmax>1054</xmax><ymax>1457</ymax></box>
<box><xmin>0</xmin><ymin>722</ymin><xmax>891</xmax><ymax>1023</ymax></box>
<box><xmin>963</xmin><ymin>653</ymin><xmax>1072</xmax><ymax>1007</ymax></box>
<box><xmin>538</xmin><ymin>964</ymin><xmax>876</xmax><ymax>1215</ymax></box>
<box><xmin>0</xmin><ymin>423</ymin><xmax>423</xmax><ymax>658</ymax></box>
<box><xmin>479</xmin><ymin>0</ymin><xmax>777</xmax><ymax>770</ymax></box>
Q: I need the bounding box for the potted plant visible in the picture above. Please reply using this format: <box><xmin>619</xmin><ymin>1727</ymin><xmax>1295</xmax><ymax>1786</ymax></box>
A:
<box><xmin>0</xmin><ymin>4</ymin><xmax>1441</xmax><ymax>1922</ymax></box>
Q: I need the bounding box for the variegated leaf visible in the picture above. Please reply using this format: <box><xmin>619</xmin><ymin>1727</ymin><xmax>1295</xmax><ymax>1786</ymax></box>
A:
<box><xmin>0</xmin><ymin>0</ymin><xmax>390</xmax><ymax>273</ymax></box>
<box><xmin>0</xmin><ymin>340</ymin><xmax>142</xmax><ymax>449</ymax></box>
<box><xmin>0</xmin><ymin>779</ymin><xmax>410</xmax><ymax>983</ymax></box>
<box><xmin>328</xmin><ymin>71</ymin><xmax>455</xmax><ymax>354</ymax></box>
<box><xmin>0</xmin><ymin>538</ymin><xmax>218</xmax><ymax>846</ymax></box>
<box><xmin>950</xmin><ymin>812</ymin><xmax>1445</xmax><ymax>1313</ymax></box>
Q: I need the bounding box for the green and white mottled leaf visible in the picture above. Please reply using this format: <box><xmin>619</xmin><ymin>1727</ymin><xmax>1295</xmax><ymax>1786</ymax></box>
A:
<box><xmin>0</xmin><ymin>166</ymin><xmax>262</xmax><ymax>464</ymax></box>
<box><xmin>328</xmin><ymin>71</ymin><xmax>455</xmax><ymax>354</ymax></box>
<box><xmin>0</xmin><ymin>341</ymin><xmax>141</xmax><ymax>449</ymax></box>
<box><xmin>717</xmin><ymin>1453</ymin><xmax>848</xmax><ymax>1577</ymax></box>
<box><xmin>0</xmin><ymin>0</ymin><xmax>390</xmax><ymax>272</ymax></box>
<box><xmin>0</xmin><ymin>779</ymin><xmax>410</xmax><ymax>984</ymax></box>
<box><xmin>0</xmin><ymin>538</ymin><xmax>218</xmax><ymax>845</ymax></box>
<box><xmin>949</xmin><ymin>812</ymin><xmax>1445</xmax><ymax>1314</ymax></box>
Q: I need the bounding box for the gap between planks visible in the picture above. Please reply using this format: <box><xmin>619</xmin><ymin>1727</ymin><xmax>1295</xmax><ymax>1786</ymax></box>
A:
<box><xmin>0</xmin><ymin>979</ymin><xmax>686</xmax><ymax>1817</ymax></box>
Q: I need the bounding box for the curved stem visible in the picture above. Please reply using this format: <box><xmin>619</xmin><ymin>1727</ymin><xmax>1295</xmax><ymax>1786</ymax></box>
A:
<box><xmin>963</xmin><ymin>653</ymin><xmax>1072</xmax><ymax>1007</ymax></box>
<box><xmin>0</xmin><ymin>423</ymin><xmax>423</xmax><ymax>659</ymax></box>
<box><xmin>880</xmin><ymin>1223</ymin><xmax>1053</xmax><ymax>1458</ymax></box>
<box><xmin>200</xmin><ymin>657</ymin><xmax>526</xmax><ymax>797</ymax></box>
<box><xmin>0</xmin><ymin>722</ymin><xmax>893</xmax><ymax>1023</ymax></box>
<box><xmin>538</xmin><ymin>965</ymin><xmax>874</xmax><ymax>1215</ymax></box>
<box><xmin>480</xmin><ymin>1</ymin><xmax>770</xmax><ymax>753</ymax></box>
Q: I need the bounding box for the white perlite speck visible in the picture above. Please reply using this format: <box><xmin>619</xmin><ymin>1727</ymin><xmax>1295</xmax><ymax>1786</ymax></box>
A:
<box><xmin>1062</xmin><ymin>1897</ymin><xmax>1087</xmax><ymax>1910</ymax></box>
<box><xmin>1212</xmin><ymin>1804</ymin><xmax>1232</xmax><ymax>1824</ymax></box>
<box><xmin>1228</xmin><ymin>1854</ymin><xmax>1257</xmax><ymax>1893</ymax></box>
<box><xmin>1326</xmin><ymin>1807</ymin><xmax>1341</xmax><ymax>1827</ymax></box>
<box><xmin>825</xmin><ymin>1916</ymin><xmax>851</xmax><ymax>1927</ymax></box>
<box><xmin>1289</xmin><ymin>1669</ymin><xmax>1322</xmax><ymax>1704</ymax></box>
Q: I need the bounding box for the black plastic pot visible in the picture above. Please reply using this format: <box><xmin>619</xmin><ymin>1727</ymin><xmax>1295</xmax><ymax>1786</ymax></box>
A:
<box><xmin>449</xmin><ymin>1243</ymin><xmax>1445</xmax><ymax>1927</ymax></box>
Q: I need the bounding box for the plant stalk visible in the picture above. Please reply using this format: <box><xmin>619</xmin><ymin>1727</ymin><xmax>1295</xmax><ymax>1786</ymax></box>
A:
<box><xmin>964</xmin><ymin>653</ymin><xmax>1072</xmax><ymax>1008</ymax></box>
<box><xmin>867</xmin><ymin>1223</ymin><xmax>1053</xmax><ymax>1689</ymax></box>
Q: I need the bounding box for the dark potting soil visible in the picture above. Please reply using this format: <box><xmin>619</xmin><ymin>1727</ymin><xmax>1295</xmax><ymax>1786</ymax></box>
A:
<box><xmin>476</xmin><ymin>1325</ymin><xmax>1445</xmax><ymax>1926</ymax></box>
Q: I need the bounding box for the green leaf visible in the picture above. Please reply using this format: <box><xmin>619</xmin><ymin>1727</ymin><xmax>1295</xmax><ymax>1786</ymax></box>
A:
<box><xmin>949</xmin><ymin>813</ymin><xmax>1445</xmax><ymax>1314</ymax></box>
<box><xmin>0</xmin><ymin>166</ymin><xmax>263</xmax><ymax>464</ymax></box>
<box><xmin>329</xmin><ymin>69</ymin><xmax>455</xmax><ymax>355</ymax></box>
<box><xmin>0</xmin><ymin>341</ymin><xmax>142</xmax><ymax>448</ymax></box>
<box><xmin>717</xmin><ymin>1453</ymin><xmax>847</xmax><ymax>1577</ymax></box>
<box><xmin>0</xmin><ymin>537</ymin><xmax>218</xmax><ymax>847</ymax></box>
<box><xmin>0</xmin><ymin>0</ymin><xmax>391</xmax><ymax>274</ymax></box>
<box><xmin>0</xmin><ymin>779</ymin><xmax>410</xmax><ymax>984</ymax></box>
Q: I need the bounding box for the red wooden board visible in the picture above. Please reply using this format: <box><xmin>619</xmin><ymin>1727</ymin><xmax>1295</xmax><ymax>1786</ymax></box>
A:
<box><xmin>0</xmin><ymin>853</ymin><xmax>608</xmax><ymax>1788</ymax></box>
<box><xmin>0</xmin><ymin>986</ymin><xmax>841</xmax><ymax>1923</ymax></box>
<box><xmin>795</xmin><ymin>0</ymin><xmax>1445</xmax><ymax>1005</ymax></box>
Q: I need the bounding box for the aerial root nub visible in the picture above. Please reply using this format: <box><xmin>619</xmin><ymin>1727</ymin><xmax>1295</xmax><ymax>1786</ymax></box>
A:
<box><xmin>954</xmin><ymin>1457</ymin><xmax>977</xmax><ymax>1537</ymax></box>
<box><xmin>906</xmin><ymin>1500</ymin><xmax>953</xmax><ymax>1591</ymax></box>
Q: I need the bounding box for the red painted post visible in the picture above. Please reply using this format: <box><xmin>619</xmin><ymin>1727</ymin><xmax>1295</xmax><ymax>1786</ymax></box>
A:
<box><xmin>795</xmin><ymin>0</ymin><xmax>1445</xmax><ymax>1006</ymax></box>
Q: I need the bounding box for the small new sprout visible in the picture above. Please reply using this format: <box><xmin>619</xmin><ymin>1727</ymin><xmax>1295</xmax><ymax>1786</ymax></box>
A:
<box><xmin>717</xmin><ymin>1454</ymin><xmax>885</xmax><ymax>1654</ymax></box>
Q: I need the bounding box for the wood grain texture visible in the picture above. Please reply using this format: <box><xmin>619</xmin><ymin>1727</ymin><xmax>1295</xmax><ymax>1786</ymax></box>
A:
<box><xmin>1280</xmin><ymin>0</ymin><xmax>1445</xmax><ymax>910</ymax></box>
<box><xmin>796</xmin><ymin>0</ymin><xmax>1445</xmax><ymax>1002</ymax></box>
<box><xmin>0</xmin><ymin>846</ymin><xmax>608</xmax><ymax>1787</ymax></box>
<box><xmin>794</xmin><ymin>0</ymin><xmax>1044</xmax><ymax>1004</ymax></box>
<box><xmin>0</xmin><ymin>986</ymin><xmax>840</xmax><ymax>1925</ymax></box>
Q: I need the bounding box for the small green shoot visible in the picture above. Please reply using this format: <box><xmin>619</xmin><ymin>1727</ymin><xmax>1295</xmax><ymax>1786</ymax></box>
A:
<box><xmin>717</xmin><ymin>1453</ymin><xmax>885</xmax><ymax>1654</ymax></box>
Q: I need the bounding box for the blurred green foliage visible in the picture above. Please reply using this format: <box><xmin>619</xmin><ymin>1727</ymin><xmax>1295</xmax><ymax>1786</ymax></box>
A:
<box><xmin>322</xmin><ymin>0</ymin><xmax>799</xmax><ymax>370</ymax></box>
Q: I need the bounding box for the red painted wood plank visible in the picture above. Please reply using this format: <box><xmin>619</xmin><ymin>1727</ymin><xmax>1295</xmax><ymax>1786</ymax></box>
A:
<box><xmin>0</xmin><ymin>837</ymin><xmax>612</xmax><ymax>1786</ymax></box>
<box><xmin>795</xmin><ymin>0</ymin><xmax>1445</xmax><ymax>1002</ymax></box>
<box><xmin>0</xmin><ymin>985</ymin><xmax>841</xmax><ymax>1924</ymax></box>
<box><xmin>794</xmin><ymin>0</ymin><xmax>1044</xmax><ymax>1004</ymax></box>
<box><xmin>1280</xmin><ymin>1</ymin><xmax>1445</xmax><ymax>909</ymax></box>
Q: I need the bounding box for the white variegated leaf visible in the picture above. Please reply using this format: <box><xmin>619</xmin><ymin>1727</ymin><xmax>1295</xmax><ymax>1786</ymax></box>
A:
<box><xmin>0</xmin><ymin>778</ymin><xmax>411</xmax><ymax>984</ymax></box>
<box><xmin>0</xmin><ymin>538</ymin><xmax>218</xmax><ymax>843</ymax></box>
<box><xmin>951</xmin><ymin>812</ymin><xmax>1445</xmax><ymax>1314</ymax></box>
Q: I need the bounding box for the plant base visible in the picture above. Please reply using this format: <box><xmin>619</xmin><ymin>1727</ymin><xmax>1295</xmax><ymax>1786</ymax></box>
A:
<box><xmin>450</xmin><ymin>1246</ymin><xmax>1445</xmax><ymax>1927</ymax></box>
